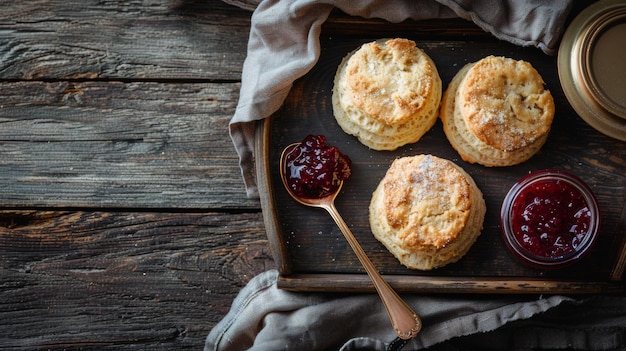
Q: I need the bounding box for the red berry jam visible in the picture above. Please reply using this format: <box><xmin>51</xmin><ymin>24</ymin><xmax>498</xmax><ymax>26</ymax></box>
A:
<box><xmin>501</xmin><ymin>169</ymin><xmax>600</xmax><ymax>268</ymax></box>
<box><xmin>283</xmin><ymin>135</ymin><xmax>351</xmax><ymax>199</ymax></box>
<box><xmin>511</xmin><ymin>179</ymin><xmax>590</xmax><ymax>258</ymax></box>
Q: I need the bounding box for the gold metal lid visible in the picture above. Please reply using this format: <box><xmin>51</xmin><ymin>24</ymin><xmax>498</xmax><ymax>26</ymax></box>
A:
<box><xmin>558</xmin><ymin>0</ymin><xmax>626</xmax><ymax>141</ymax></box>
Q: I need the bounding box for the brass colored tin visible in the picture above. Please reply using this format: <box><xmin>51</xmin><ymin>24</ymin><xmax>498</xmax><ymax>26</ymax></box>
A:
<box><xmin>558</xmin><ymin>0</ymin><xmax>626</xmax><ymax>141</ymax></box>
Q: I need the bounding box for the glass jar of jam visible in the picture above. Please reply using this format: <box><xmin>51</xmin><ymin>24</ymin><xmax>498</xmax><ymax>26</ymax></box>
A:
<box><xmin>500</xmin><ymin>169</ymin><xmax>600</xmax><ymax>269</ymax></box>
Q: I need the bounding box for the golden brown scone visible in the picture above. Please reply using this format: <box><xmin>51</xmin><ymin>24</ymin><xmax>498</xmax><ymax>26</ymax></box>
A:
<box><xmin>369</xmin><ymin>155</ymin><xmax>486</xmax><ymax>270</ymax></box>
<box><xmin>440</xmin><ymin>56</ymin><xmax>554</xmax><ymax>166</ymax></box>
<box><xmin>332</xmin><ymin>38</ymin><xmax>441</xmax><ymax>150</ymax></box>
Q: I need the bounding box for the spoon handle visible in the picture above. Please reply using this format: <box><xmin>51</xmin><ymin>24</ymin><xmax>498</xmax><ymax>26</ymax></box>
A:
<box><xmin>325</xmin><ymin>203</ymin><xmax>422</xmax><ymax>340</ymax></box>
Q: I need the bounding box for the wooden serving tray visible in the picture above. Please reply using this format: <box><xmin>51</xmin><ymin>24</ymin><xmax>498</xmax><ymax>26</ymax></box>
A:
<box><xmin>256</xmin><ymin>17</ymin><xmax>626</xmax><ymax>294</ymax></box>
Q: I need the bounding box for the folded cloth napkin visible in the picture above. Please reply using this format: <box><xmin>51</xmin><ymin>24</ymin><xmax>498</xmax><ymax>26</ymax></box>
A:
<box><xmin>229</xmin><ymin>0</ymin><xmax>574</xmax><ymax>198</ymax></box>
<box><xmin>206</xmin><ymin>270</ymin><xmax>626</xmax><ymax>350</ymax></box>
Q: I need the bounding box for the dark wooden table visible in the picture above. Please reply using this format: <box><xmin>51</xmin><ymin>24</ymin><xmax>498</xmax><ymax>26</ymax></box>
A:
<box><xmin>1</xmin><ymin>1</ymin><xmax>272</xmax><ymax>349</ymax></box>
<box><xmin>1</xmin><ymin>1</ymin><xmax>622</xmax><ymax>350</ymax></box>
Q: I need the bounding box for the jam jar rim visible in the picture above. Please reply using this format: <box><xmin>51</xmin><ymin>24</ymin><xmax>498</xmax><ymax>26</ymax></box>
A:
<box><xmin>500</xmin><ymin>169</ymin><xmax>601</xmax><ymax>268</ymax></box>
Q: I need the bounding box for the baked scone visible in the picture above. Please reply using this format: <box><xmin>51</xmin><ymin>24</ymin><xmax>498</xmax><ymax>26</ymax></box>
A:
<box><xmin>440</xmin><ymin>56</ymin><xmax>555</xmax><ymax>166</ymax></box>
<box><xmin>369</xmin><ymin>155</ymin><xmax>486</xmax><ymax>270</ymax></box>
<box><xmin>332</xmin><ymin>38</ymin><xmax>442</xmax><ymax>150</ymax></box>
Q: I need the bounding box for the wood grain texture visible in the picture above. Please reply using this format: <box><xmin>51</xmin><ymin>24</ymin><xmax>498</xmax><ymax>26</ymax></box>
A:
<box><xmin>0</xmin><ymin>80</ymin><xmax>258</xmax><ymax>209</ymax></box>
<box><xmin>0</xmin><ymin>0</ymin><xmax>250</xmax><ymax>80</ymax></box>
<box><xmin>0</xmin><ymin>209</ymin><xmax>272</xmax><ymax>349</ymax></box>
<box><xmin>276</xmin><ymin>274</ymin><xmax>626</xmax><ymax>294</ymax></box>
<box><xmin>0</xmin><ymin>1</ymin><xmax>272</xmax><ymax>350</ymax></box>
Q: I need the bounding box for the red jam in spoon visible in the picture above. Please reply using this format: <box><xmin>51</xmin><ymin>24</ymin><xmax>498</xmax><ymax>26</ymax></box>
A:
<box><xmin>283</xmin><ymin>135</ymin><xmax>351</xmax><ymax>199</ymax></box>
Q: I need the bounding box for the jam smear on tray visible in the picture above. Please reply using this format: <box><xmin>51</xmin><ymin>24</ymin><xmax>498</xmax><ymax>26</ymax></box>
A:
<box><xmin>283</xmin><ymin>135</ymin><xmax>351</xmax><ymax>199</ymax></box>
<box><xmin>510</xmin><ymin>178</ymin><xmax>592</xmax><ymax>259</ymax></box>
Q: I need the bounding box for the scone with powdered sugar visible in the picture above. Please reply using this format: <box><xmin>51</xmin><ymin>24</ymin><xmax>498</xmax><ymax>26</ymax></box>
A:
<box><xmin>440</xmin><ymin>55</ymin><xmax>555</xmax><ymax>166</ymax></box>
<box><xmin>369</xmin><ymin>155</ymin><xmax>486</xmax><ymax>270</ymax></box>
<box><xmin>332</xmin><ymin>38</ymin><xmax>441</xmax><ymax>150</ymax></box>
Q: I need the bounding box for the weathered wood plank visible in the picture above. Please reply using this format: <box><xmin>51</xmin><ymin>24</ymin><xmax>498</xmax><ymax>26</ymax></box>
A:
<box><xmin>0</xmin><ymin>81</ymin><xmax>257</xmax><ymax>209</ymax></box>
<box><xmin>0</xmin><ymin>0</ymin><xmax>251</xmax><ymax>80</ymax></box>
<box><xmin>222</xmin><ymin>0</ymin><xmax>259</xmax><ymax>12</ymax></box>
<box><xmin>0</xmin><ymin>209</ymin><xmax>273</xmax><ymax>350</ymax></box>
<box><xmin>277</xmin><ymin>274</ymin><xmax>626</xmax><ymax>294</ymax></box>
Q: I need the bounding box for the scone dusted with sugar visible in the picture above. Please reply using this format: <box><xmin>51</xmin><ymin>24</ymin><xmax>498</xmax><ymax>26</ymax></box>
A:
<box><xmin>332</xmin><ymin>38</ymin><xmax>442</xmax><ymax>150</ymax></box>
<box><xmin>369</xmin><ymin>155</ymin><xmax>486</xmax><ymax>270</ymax></box>
<box><xmin>440</xmin><ymin>56</ymin><xmax>555</xmax><ymax>166</ymax></box>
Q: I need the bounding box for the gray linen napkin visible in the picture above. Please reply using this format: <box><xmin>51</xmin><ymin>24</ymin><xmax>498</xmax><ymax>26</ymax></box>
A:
<box><xmin>205</xmin><ymin>270</ymin><xmax>626</xmax><ymax>350</ymax></box>
<box><xmin>230</xmin><ymin>0</ymin><xmax>573</xmax><ymax>198</ymax></box>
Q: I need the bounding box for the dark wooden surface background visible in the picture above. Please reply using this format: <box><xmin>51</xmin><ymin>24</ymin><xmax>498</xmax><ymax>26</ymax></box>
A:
<box><xmin>1</xmin><ymin>0</ymin><xmax>622</xmax><ymax>350</ymax></box>
<box><xmin>1</xmin><ymin>1</ymin><xmax>271</xmax><ymax>349</ymax></box>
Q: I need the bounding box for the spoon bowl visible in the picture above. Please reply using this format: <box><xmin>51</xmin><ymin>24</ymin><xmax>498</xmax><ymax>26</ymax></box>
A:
<box><xmin>280</xmin><ymin>142</ymin><xmax>421</xmax><ymax>340</ymax></box>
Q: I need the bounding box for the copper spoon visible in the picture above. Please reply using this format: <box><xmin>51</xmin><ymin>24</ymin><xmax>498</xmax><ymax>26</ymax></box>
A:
<box><xmin>280</xmin><ymin>143</ymin><xmax>421</xmax><ymax>340</ymax></box>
